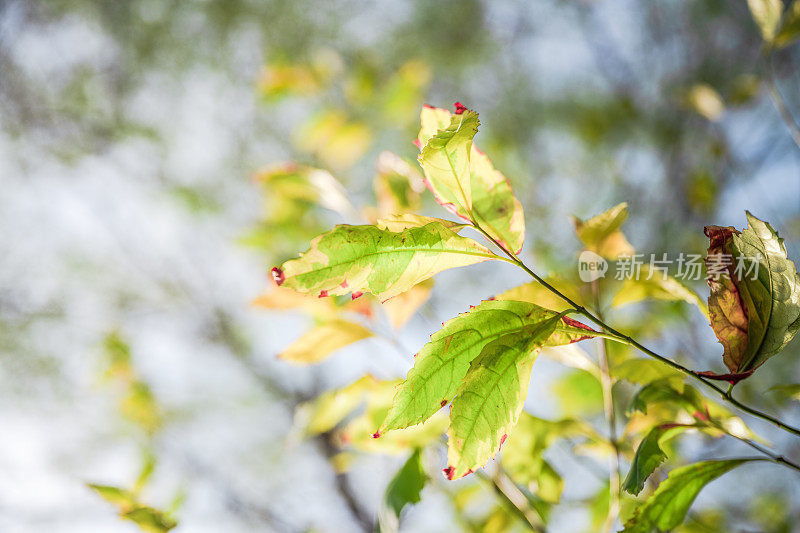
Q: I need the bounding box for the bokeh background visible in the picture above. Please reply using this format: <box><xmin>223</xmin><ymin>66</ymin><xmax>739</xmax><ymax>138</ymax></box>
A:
<box><xmin>1</xmin><ymin>0</ymin><xmax>799</xmax><ymax>531</ymax></box>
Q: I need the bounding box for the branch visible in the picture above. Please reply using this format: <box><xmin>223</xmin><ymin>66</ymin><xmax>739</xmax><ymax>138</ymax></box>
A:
<box><xmin>471</xmin><ymin>223</ymin><xmax>800</xmax><ymax>440</ymax></box>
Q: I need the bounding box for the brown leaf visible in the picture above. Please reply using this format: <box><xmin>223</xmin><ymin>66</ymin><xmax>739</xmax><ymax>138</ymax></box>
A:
<box><xmin>704</xmin><ymin>226</ymin><xmax>748</xmax><ymax>373</ymax></box>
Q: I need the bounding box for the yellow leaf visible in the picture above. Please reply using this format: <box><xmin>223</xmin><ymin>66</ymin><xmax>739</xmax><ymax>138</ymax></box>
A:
<box><xmin>572</xmin><ymin>203</ymin><xmax>634</xmax><ymax>259</ymax></box>
<box><xmin>301</xmin><ymin>375</ymin><xmax>379</xmax><ymax>435</ymax></box>
<box><xmin>278</xmin><ymin>319</ymin><xmax>373</xmax><ymax>364</ymax></box>
<box><xmin>686</xmin><ymin>84</ymin><xmax>725</xmax><ymax>121</ymax></box>
<box><xmin>382</xmin><ymin>279</ymin><xmax>434</xmax><ymax>329</ymax></box>
<box><xmin>747</xmin><ymin>0</ymin><xmax>784</xmax><ymax>41</ymax></box>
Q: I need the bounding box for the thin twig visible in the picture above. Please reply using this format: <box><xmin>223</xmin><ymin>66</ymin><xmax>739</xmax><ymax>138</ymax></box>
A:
<box><xmin>469</xmin><ymin>223</ymin><xmax>800</xmax><ymax>439</ymax></box>
<box><xmin>476</xmin><ymin>469</ymin><xmax>546</xmax><ymax>532</ymax></box>
<box><xmin>591</xmin><ymin>280</ymin><xmax>620</xmax><ymax>533</ymax></box>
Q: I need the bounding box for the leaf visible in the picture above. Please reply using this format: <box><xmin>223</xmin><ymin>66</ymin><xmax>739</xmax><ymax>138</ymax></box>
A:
<box><xmin>295</xmin><ymin>110</ymin><xmax>371</xmax><ymax>170</ymax></box>
<box><xmin>628</xmin><ymin>379</ymin><xmax>703</xmax><ymax>417</ymax></box>
<box><xmin>376</xmin><ymin>214</ymin><xmax>468</xmax><ymax>232</ymax></box>
<box><xmin>768</xmin><ymin>383</ymin><xmax>800</xmax><ymax>403</ymax></box>
<box><xmin>501</xmin><ymin>414</ymin><xmax>589</xmax><ymax>502</ymax></box>
<box><xmin>775</xmin><ymin>1</ymin><xmax>800</xmax><ymax>48</ymax></box>
<box><xmin>612</xmin><ymin>265</ymin><xmax>709</xmax><ymax>318</ymax></box>
<box><xmin>277</xmin><ymin>319</ymin><xmax>372</xmax><ymax>364</ymax></box>
<box><xmin>417</xmin><ymin>105</ymin><xmax>525</xmax><ymax>254</ymax></box>
<box><xmin>380</xmin><ymin>300</ymin><xmax>597</xmax><ymax>433</ymax></box>
<box><xmin>467</xmin><ymin>146</ymin><xmax>526</xmax><ymax>254</ymax></box>
<box><xmin>705</xmin><ymin>225</ymin><xmax>750</xmax><ymax>372</ymax></box>
<box><xmin>380</xmin><ymin>449</ymin><xmax>427</xmax><ymax>530</ymax></box>
<box><xmin>418</xmin><ymin>108</ymin><xmax>479</xmax><ymax>214</ymax></box>
<box><xmin>621</xmin><ymin>459</ymin><xmax>757</xmax><ymax>532</ymax></box>
<box><xmin>747</xmin><ymin>0</ymin><xmax>784</xmax><ymax>42</ymax></box>
<box><xmin>383</xmin><ymin>278</ymin><xmax>434</xmax><ymax>329</ymax></box>
<box><xmin>252</xmin><ymin>285</ymin><xmax>339</xmax><ymax>319</ymax></box>
<box><xmin>540</xmin><ymin>343</ymin><xmax>599</xmax><ymax>377</ymax></box>
<box><xmin>341</xmin><ymin>379</ymin><xmax>447</xmax><ymax>454</ymax></box>
<box><xmin>686</xmin><ymin>84</ymin><xmax>725</xmax><ymax>121</ymax></box>
<box><xmin>628</xmin><ymin>380</ymin><xmax>759</xmax><ymax>441</ymax></box>
<box><xmin>551</xmin><ymin>369</ymin><xmax>604</xmax><ymax>417</ymax></box>
<box><xmin>612</xmin><ymin>358</ymin><xmax>683</xmax><ymax>387</ymax></box>
<box><xmin>622</xmin><ymin>423</ymin><xmax>696</xmax><ymax>495</ymax></box>
<box><xmin>88</xmin><ymin>484</ymin><xmax>136</xmax><ymax>509</ymax></box>
<box><xmin>256</xmin><ymin>162</ymin><xmax>353</xmax><ymax>218</ymax></box>
<box><xmin>373</xmin><ymin>151</ymin><xmax>425</xmax><ymax>217</ymax></box>
<box><xmin>88</xmin><ymin>484</ymin><xmax>177</xmax><ymax>532</ymax></box>
<box><xmin>122</xmin><ymin>507</ymin><xmax>177</xmax><ymax>533</ymax></box>
<box><xmin>572</xmin><ymin>202</ymin><xmax>634</xmax><ymax>259</ymax></box>
<box><xmin>495</xmin><ymin>276</ymin><xmax>585</xmax><ymax>313</ymax></box>
<box><xmin>446</xmin><ymin>317</ymin><xmax>560</xmax><ymax>479</ymax></box>
<box><xmin>301</xmin><ymin>375</ymin><xmax>378</xmax><ymax>435</ymax></box>
<box><xmin>273</xmin><ymin>221</ymin><xmax>498</xmax><ymax>302</ymax></box>
<box><xmin>705</xmin><ymin>213</ymin><xmax>800</xmax><ymax>373</ymax></box>
<box><xmin>120</xmin><ymin>381</ymin><xmax>162</xmax><ymax>434</ymax></box>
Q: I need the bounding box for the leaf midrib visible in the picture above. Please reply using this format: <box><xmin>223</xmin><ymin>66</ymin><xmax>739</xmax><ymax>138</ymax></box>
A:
<box><xmin>451</xmin><ymin>343</ymin><xmax>528</xmax><ymax>474</ymax></box>
<box><xmin>291</xmin><ymin>245</ymin><xmax>496</xmax><ymax>284</ymax></box>
<box><xmin>386</xmin><ymin>319</ymin><xmax>582</xmax><ymax>428</ymax></box>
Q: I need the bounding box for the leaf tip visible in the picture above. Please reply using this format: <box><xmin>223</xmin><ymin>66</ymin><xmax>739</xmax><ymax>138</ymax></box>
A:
<box><xmin>351</xmin><ymin>291</ymin><xmax>363</xmax><ymax>300</ymax></box>
<box><xmin>318</xmin><ymin>290</ymin><xmax>329</xmax><ymax>298</ymax></box>
<box><xmin>372</xmin><ymin>431</ymin><xmax>381</xmax><ymax>439</ymax></box>
<box><xmin>443</xmin><ymin>466</ymin><xmax>473</xmax><ymax>480</ymax></box>
<box><xmin>271</xmin><ymin>267</ymin><xmax>285</xmax><ymax>286</ymax></box>
<box><xmin>453</xmin><ymin>102</ymin><xmax>468</xmax><ymax>115</ymax></box>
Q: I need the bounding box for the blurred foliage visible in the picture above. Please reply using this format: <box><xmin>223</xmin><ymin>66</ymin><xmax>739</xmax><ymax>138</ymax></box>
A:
<box><xmin>2</xmin><ymin>0</ymin><xmax>800</xmax><ymax>531</ymax></box>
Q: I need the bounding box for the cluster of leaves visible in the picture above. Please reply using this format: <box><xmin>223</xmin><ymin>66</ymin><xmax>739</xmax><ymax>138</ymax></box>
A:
<box><xmin>263</xmin><ymin>102</ymin><xmax>800</xmax><ymax>531</ymax></box>
<box><xmin>86</xmin><ymin>333</ymin><xmax>182</xmax><ymax>532</ymax></box>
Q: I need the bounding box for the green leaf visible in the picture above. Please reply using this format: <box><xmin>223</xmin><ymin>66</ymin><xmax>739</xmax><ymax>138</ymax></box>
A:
<box><xmin>374</xmin><ymin>151</ymin><xmax>424</xmax><ymax>217</ymax></box>
<box><xmin>622</xmin><ymin>459</ymin><xmax>757</xmax><ymax>532</ymax></box>
<box><xmin>446</xmin><ymin>317</ymin><xmax>560</xmax><ymax>479</ymax></box>
<box><xmin>418</xmin><ymin>109</ymin><xmax>479</xmax><ymax>214</ymax></box>
<box><xmin>552</xmin><ymin>369</ymin><xmax>603</xmax><ymax>417</ymax></box>
<box><xmin>628</xmin><ymin>379</ymin><xmax>704</xmax><ymax>417</ymax></box>
<box><xmin>628</xmin><ymin>379</ymin><xmax>759</xmax><ymax>441</ymax></box>
<box><xmin>747</xmin><ymin>0</ymin><xmax>784</xmax><ymax>42</ymax></box>
<box><xmin>612</xmin><ymin>358</ymin><xmax>683</xmax><ymax>388</ymax></box>
<box><xmin>342</xmin><ymin>379</ymin><xmax>448</xmax><ymax>454</ymax></box>
<box><xmin>380</xmin><ymin>300</ymin><xmax>597</xmax><ymax>433</ymax></box>
<box><xmin>417</xmin><ymin>106</ymin><xmax>525</xmax><ymax>254</ymax></box>
<box><xmin>768</xmin><ymin>383</ymin><xmax>800</xmax><ymax>403</ymax></box>
<box><xmin>705</xmin><ymin>213</ymin><xmax>800</xmax><ymax>372</ymax></box>
<box><xmin>466</xmin><ymin>146</ymin><xmax>526</xmax><ymax>253</ymax></box>
<box><xmin>88</xmin><ymin>484</ymin><xmax>136</xmax><ymax>509</ymax></box>
<box><xmin>256</xmin><ymin>162</ymin><xmax>353</xmax><ymax>217</ymax></box>
<box><xmin>612</xmin><ymin>265</ymin><xmax>709</xmax><ymax>319</ymax></box>
<box><xmin>88</xmin><ymin>484</ymin><xmax>177</xmax><ymax>532</ymax></box>
<box><xmin>572</xmin><ymin>202</ymin><xmax>634</xmax><ymax>259</ymax></box>
<box><xmin>775</xmin><ymin>1</ymin><xmax>800</xmax><ymax>48</ymax></box>
<box><xmin>122</xmin><ymin>507</ymin><xmax>177</xmax><ymax>533</ymax></box>
<box><xmin>277</xmin><ymin>319</ymin><xmax>372</xmax><ymax>364</ymax></box>
<box><xmin>501</xmin><ymin>414</ymin><xmax>589</xmax><ymax>502</ymax></box>
<box><xmin>273</xmin><ymin>221</ymin><xmax>498</xmax><ymax>301</ymax></box>
<box><xmin>732</xmin><ymin>212</ymin><xmax>800</xmax><ymax>370</ymax></box>
<box><xmin>622</xmin><ymin>423</ymin><xmax>696</xmax><ymax>495</ymax></box>
<box><xmin>380</xmin><ymin>449</ymin><xmax>427</xmax><ymax>530</ymax></box>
